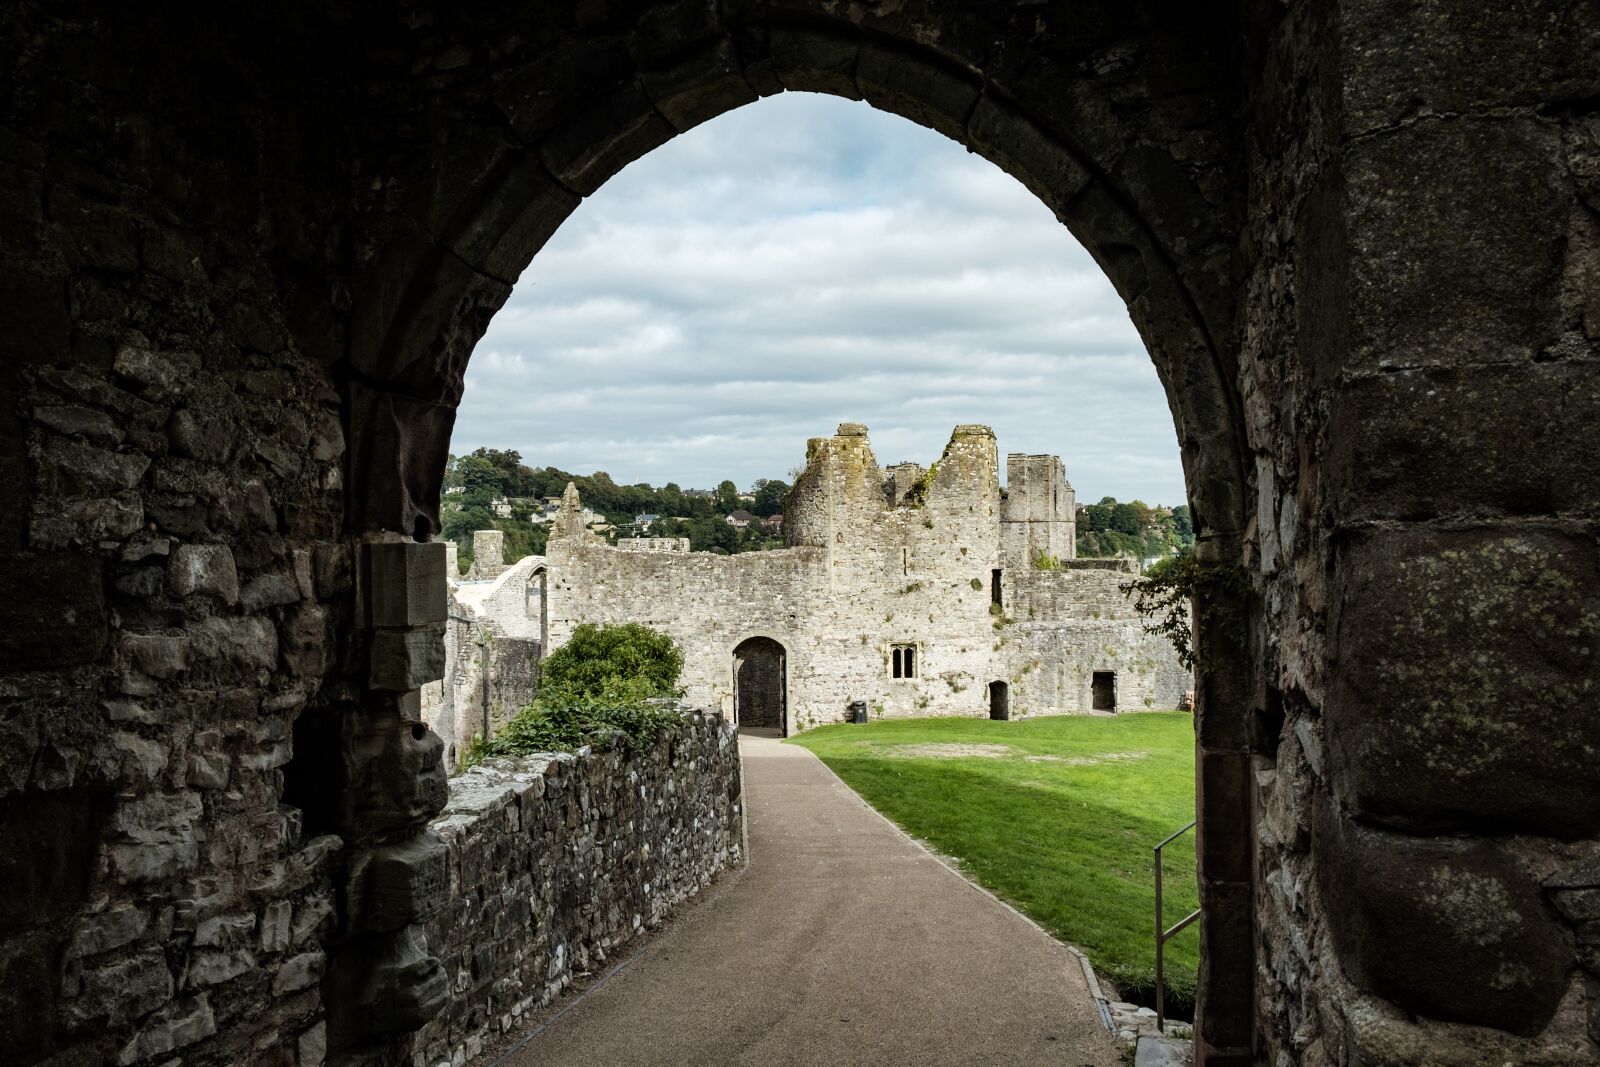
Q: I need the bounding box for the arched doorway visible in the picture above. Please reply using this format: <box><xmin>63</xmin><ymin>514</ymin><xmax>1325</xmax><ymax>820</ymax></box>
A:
<box><xmin>733</xmin><ymin>637</ymin><xmax>787</xmax><ymax>736</ymax></box>
<box><xmin>988</xmin><ymin>681</ymin><xmax>1010</xmax><ymax>721</ymax></box>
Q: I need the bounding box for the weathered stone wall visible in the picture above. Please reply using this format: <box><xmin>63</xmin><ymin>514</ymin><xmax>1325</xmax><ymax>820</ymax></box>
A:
<box><xmin>422</xmin><ymin>557</ymin><xmax>545</xmax><ymax>767</ymax></box>
<box><xmin>405</xmin><ymin>709</ymin><xmax>742</xmax><ymax>1066</ymax></box>
<box><xmin>3</xmin><ymin>342</ymin><xmax>348</xmax><ymax>1067</ymax></box>
<box><xmin>1239</xmin><ymin>3</ymin><xmax>1600</xmax><ymax>1064</ymax></box>
<box><xmin>539</xmin><ymin>425</ymin><xmax>1188</xmax><ymax>732</ymax></box>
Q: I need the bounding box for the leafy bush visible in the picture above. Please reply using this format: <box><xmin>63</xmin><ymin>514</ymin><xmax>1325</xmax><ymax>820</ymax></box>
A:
<box><xmin>468</xmin><ymin>623</ymin><xmax>686</xmax><ymax>763</ymax></box>
<box><xmin>1120</xmin><ymin>552</ymin><xmax>1251</xmax><ymax>674</ymax></box>
<box><xmin>537</xmin><ymin>623</ymin><xmax>683</xmax><ymax>705</ymax></box>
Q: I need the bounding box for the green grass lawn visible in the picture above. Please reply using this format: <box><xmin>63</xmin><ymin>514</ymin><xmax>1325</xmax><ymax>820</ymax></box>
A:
<box><xmin>790</xmin><ymin>712</ymin><xmax>1198</xmax><ymax>1011</ymax></box>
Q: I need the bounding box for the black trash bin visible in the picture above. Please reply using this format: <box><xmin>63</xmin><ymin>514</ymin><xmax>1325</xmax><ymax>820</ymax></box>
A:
<box><xmin>849</xmin><ymin>700</ymin><xmax>868</xmax><ymax>724</ymax></box>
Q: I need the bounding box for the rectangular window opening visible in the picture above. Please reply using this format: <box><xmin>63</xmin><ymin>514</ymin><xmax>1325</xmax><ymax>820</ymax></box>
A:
<box><xmin>991</xmin><ymin>568</ymin><xmax>1003</xmax><ymax>607</ymax></box>
<box><xmin>891</xmin><ymin>643</ymin><xmax>917</xmax><ymax>679</ymax></box>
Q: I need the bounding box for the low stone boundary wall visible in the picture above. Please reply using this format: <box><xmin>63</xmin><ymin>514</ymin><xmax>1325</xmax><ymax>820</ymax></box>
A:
<box><xmin>405</xmin><ymin>709</ymin><xmax>743</xmax><ymax>1066</ymax></box>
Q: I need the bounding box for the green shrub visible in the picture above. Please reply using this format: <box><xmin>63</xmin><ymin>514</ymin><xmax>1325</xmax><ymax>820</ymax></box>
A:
<box><xmin>468</xmin><ymin>623</ymin><xmax>686</xmax><ymax>763</ymax></box>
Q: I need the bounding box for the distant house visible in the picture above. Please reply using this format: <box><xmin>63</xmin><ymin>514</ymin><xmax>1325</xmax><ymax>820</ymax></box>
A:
<box><xmin>634</xmin><ymin>513</ymin><xmax>660</xmax><ymax>530</ymax></box>
<box><xmin>491</xmin><ymin>496</ymin><xmax>513</xmax><ymax>517</ymax></box>
<box><xmin>763</xmin><ymin>513</ymin><xmax>784</xmax><ymax>531</ymax></box>
<box><xmin>725</xmin><ymin>510</ymin><xmax>755</xmax><ymax>528</ymax></box>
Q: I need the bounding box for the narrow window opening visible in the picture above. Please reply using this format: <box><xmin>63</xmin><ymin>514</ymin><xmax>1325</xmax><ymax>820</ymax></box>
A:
<box><xmin>890</xmin><ymin>643</ymin><xmax>916</xmax><ymax>679</ymax></box>
<box><xmin>991</xmin><ymin>568</ymin><xmax>1003</xmax><ymax>607</ymax></box>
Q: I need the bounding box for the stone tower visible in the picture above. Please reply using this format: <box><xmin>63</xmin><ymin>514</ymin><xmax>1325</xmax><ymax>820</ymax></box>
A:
<box><xmin>1001</xmin><ymin>454</ymin><xmax>1077</xmax><ymax>567</ymax></box>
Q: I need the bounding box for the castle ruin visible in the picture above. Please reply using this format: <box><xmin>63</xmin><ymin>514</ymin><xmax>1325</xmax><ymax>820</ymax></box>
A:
<box><xmin>444</xmin><ymin>423</ymin><xmax>1188</xmax><ymax>747</ymax></box>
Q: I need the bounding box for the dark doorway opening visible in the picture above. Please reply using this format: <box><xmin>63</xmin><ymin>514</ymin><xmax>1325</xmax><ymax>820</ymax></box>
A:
<box><xmin>988</xmin><ymin>681</ymin><xmax>1010</xmax><ymax>721</ymax></box>
<box><xmin>1092</xmin><ymin>671</ymin><xmax>1117</xmax><ymax>712</ymax></box>
<box><xmin>734</xmin><ymin>637</ymin><xmax>786</xmax><ymax>735</ymax></box>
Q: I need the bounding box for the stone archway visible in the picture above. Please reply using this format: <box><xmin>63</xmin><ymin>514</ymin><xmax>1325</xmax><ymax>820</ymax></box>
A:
<box><xmin>733</xmin><ymin>637</ymin><xmax>787</xmax><ymax>735</ymax></box>
<box><xmin>342</xmin><ymin>10</ymin><xmax>1258</xmax><ymax>1062</ymax></box>
<box><xmin>9</xmin><ymin>5</ymin><xmax>1595</xmax><ymax>1067</ymax></box>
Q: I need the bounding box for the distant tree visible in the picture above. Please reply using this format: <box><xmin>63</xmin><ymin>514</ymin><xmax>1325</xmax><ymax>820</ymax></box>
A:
<box><xmin>455</xmin><ymin>455</ymin><xmax>504</xmax><ymax>497</ymax></box>
<box><xmin>442</xmin><ymin>502</ymin><xmax>495</xmax><ymax>545</ymax></box>
<box><xmin>1110</xmin><ymin>502</ymin><xmax>1141</xmax><ymax>536</ymax></box>
<box><xmin>1172</xmin><ymin>505</ymin><xmax>1194</xmax><ymax>543</ymax></box>
<box><xmin>715</xmin><ymin>479</ymin><xmax>739</xmax><ymax>513</ymax></box>
<box><xmin>751</xmin><ymin>478</ymin><xmax>789</xmax><ymax>516</ymax></box>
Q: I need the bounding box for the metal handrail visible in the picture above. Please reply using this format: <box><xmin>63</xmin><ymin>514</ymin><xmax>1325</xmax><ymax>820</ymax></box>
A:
<box><xmin>1154</xmin><ymin>820</ymin><xmax>1199</xmax><ymax>1034</ymax></box>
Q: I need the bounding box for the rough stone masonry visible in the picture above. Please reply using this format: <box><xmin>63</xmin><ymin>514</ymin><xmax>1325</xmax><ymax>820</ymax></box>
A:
<box><xmin>1</xmin><ymin>3</ymin><xmax>1598</xmax><ymax>1066</ymax></box>
<box><xmin>526</xmin><ymin>424</ymin><xmax>1188</xmax><ymax>740</ymax></box>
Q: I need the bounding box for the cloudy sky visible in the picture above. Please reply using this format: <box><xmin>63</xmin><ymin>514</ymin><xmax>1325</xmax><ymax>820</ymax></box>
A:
<box><xmin>454</xmin><ymin>92</ymin><xmax>1186</xmax><ymax>506</ymax></box>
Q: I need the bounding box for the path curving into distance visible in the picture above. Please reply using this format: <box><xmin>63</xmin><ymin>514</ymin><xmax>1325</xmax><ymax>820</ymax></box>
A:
<box><xmin>492</xmin><ymin>733</ymin><xmax>1121</xmax><ymax>1067</ymax></box>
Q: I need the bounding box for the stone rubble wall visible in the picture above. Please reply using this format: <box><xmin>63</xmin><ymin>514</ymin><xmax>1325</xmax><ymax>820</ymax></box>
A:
<box><xmin>542</xmin><ymin>425</ymin><xmax>1190</xmax><ymax>734</ymax></box>
<box><xmin>4</xmin><ymin>341</ymin><xmax>348</xmax><ymax>1067</ymax></box>
<box><xmin>403</xmin><ymin>709</ymin><xmax>743</xmax><ymax>1067</ymax></box>
<box><xmin>421</xmin><ymin>558</ymin><xmax>545</xmax><ymax>768</ymax></box>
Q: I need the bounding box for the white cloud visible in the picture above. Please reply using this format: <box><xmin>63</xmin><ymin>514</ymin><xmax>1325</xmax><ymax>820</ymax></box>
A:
<box><xmin>454</xmin><ymin>92</ymin><xmax>1185</xmax><ymax>504</ymax></box>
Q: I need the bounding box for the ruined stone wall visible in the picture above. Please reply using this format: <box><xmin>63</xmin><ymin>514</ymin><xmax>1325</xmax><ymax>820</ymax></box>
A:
<box><xmin>422</xmin><ymin>558</ymin><xmax>545</xmax><ymax>767</ymax></box>
<box><xmin>405</xmin><ymin>710</ymin><xmax>742</xmax><ymax>1066</ymax></box>
<box><xmin>4</xmin><ymin>346</ymin><xmax>348</xmax><ymax>1067</ymax></box>
<box><xmin>542</xmin><ymin>425</ymin><xmax>1187</xmax><ymax>733</ymax></box>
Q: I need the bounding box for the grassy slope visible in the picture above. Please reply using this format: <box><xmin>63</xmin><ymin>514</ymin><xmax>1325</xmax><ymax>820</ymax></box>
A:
<box><xmin>791</xmin><ymin>713</ymin><xmax>1198</xmax><ymax>1007</ymax></box>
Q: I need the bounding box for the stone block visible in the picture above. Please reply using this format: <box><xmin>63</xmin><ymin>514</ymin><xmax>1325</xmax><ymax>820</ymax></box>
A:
<box><xmin>0</xmin><ymin>553</ymin><xmax>106</xmax><ymax>668</ymax></box>
<box><xmin>34</xmin><ymin>403</ymin><xmax>122</xmax><ymax>445</ymax></box>
<box><xmin>242</xmin><ymin>572</ymin><xmax>302</xmax><ymax>611</ymax></box>
<box><xmin>116</xmin><ymin>994</ymin><xmax>215</xmax><ymax>1065</ymax></box>
<box><xmin>68</xmin><ymin>905</ymin><xmax>151</xmax><ymax>958</ymax></box>
<box><xmin>1315</xmin><ymin>800</ymin><xmax>1569</xmax><ymax>1034</ymax></box>
<box><xmin>36</xmin><ymin>434</ymin><xmax>149</xmax><ymax>495</ymax></box>
<box><xmin>767</xmin><ymin>25</ymin><xmax>860</xmax><ymax>99</ymax></box>
<box><xmin>857</xmin><ymin>43</ymin><xmax>980</xmax><ymax>143</ymax></box>
<box><xmin>338</xmin><ymin>704</ymin><xmax>449</xmax><ymax>842</ymax></box>
<box><xmin>297</xmin><ymin>1020</ymin><xmax>327</xmax><ymax>1065</ymax></box>
<box><xmin>112</xmin><ymin>345</ymin><xmax>197</xmax><ymax>403</ymax></box>
<box><xmin>1327</xmin><ymin>527</ymin><xmax>1600</xmax><ymax>836</ymax></box>
<box><xmin>65</xmin><ymin>948</ymin><xmax>173</xmax><ymax>1027</ymax></box>
<box><xmin>347</xmin><ymin>830</ymin><xmax>451</xmax><ymax>935</ymax></box>
<box><xmin>1340</xmin><ymin>0</ymin><xmax>1600</xmax><ymax>133</ymax></box>
<box><xmin>368</xmin><ymin>541</ymin><xmax>447</xmax><ymax>627</ymax></box>
<box><xmin>370</xmin><ymin>624</ymin><xmax>446</xmax><ymax>691</ymax></box>
<box><xmin>260</xmin><ymin>900</ymin><xmax>292</xmax><ymax>953</ymax></box>
<box><xmin>324</xmin><ymin>925</ymin><xmax>447</xmax><ymax>1048</ymax></box>
<box><xmin>1326</xmin><ymin>361</ymin><xmax>1600</xmax><ymax>522</ymax></box>
<box><xmin>168</xmin><ymin>543</ymin><xmax>240</xmax><ymax>603</ymax></box>
<box><xmin>191</xmin><ymin>615</ymin><xmax>279</xmax><ymax>679</ymax></box>
<box><xmin>965</xmin><ymin>98</ymin><xmax>1092</xmax><ymax>220</ymax></box>
<box><xmin>272</xmin><ymin>951</ymin><xmax>325</xmax><ymax>995</ymax></box>
<box><xmin>538</xmin><ymin>80</ymin><xmax>674</xmax><ymax>197</ymax></box>
<box><xmin>281</xmin><ymin>602</ymin><xmax>328</xmax><ymax>678</ymax></box>
<box><xmin>1195</xmin><ymin>748</ymin><xmax>1251</xmax><ymax>884</ymax></box>
<box><xmin>30</xmin><ymin>492</ymin><xmax>145</xmax><ymax>548</ymax></box>
<box><xmin>642</xmin><ymin>36</ymin><xmax>756</xmax><ymax>133</ymax></box>
<box><xmin>1344</xmin><ymin>117</ymin><xmax>1566</xmax><ymax>374</ymax></box>
<box><xmin>123</xmin><ymin>633</ymin><xmax>189</xmax><ymax>679</ymax></box>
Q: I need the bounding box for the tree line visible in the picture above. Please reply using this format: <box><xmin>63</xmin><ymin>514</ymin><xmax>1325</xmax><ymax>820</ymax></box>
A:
<box><xmin>441</xmin><ymin>448</ymin><xmax>790</xmax><ymax>568</ymax></box>
<box><xmin>1075</xmin><ymin>497</ymin><xmax>1194</xmax><ymax>560</ymax></box>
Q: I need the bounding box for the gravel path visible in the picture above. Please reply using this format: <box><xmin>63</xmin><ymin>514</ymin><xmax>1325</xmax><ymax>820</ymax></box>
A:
<box><xmin>493</xmin><ymin>733</ymin><xmax>1121</xmax><ymax>1067</ymax></box>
